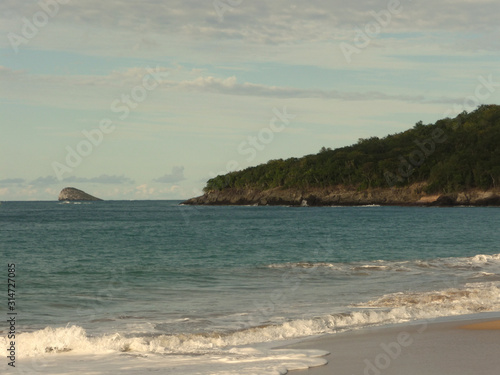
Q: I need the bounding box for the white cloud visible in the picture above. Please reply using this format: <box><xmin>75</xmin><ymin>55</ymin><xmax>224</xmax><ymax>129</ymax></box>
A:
<box><xmin>2</xmin><ymin>67</ymin><xmax>465</xmax><ymax>105</ymax></box>
<box><xmin>170</xmin><ymin>75</ymin><xmax>463</xmax><ymax>104</ymax></box>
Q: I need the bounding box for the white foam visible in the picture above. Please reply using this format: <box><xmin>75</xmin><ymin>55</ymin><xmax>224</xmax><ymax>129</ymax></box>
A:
<box><xmin>1</xmin><ymin>330</ymin><xmax>328</xmax><ymax>375</ymax></box>
<box><xmin>470</xmin><ymin>253</ymin><xmax>500</xmax><ymax>264</ymax></box>
<box><xmin>3</xmin><ymin>280</ymin><xmax>500</xmax><ymax>374</ymax></box>
<box><xmin>266</xmin><ymin>252</ymin><xmax>500</xmax><ymax>274</ymax></box>
<box><xmin>4</xmin><ymin>252</ymin><xmax>499</xmax><ymax>374</ymax></box>
<box><xmin>4</xmin><ymin>282</ymin><xmax>499</xmax><ymax>359</ymax></box>
<box><xmin>358</xmin><ymin>282</ymin><xmax>500</xmax><ymax>314</ymax></box>
<box><xmin>7</xmin><ymin>350</ymin><xmax>328</xmax><ymax>375</ymax></box>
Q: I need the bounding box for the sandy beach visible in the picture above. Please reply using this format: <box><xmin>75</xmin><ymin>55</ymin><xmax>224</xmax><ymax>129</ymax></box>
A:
<box><xmin>287</xmin><ymin>314</ymin><xmax>500</xmax><ymax>375</ymax></box>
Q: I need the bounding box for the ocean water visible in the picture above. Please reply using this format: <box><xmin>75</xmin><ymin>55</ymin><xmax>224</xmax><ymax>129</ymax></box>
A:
<box><xmin>1</xmin><ymin>201</ymin><xmax>500</xmax><ymax>374</ymax></box>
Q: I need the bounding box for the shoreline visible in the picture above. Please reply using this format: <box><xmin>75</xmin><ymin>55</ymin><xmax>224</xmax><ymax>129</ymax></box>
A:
<box><xmin>181</xmin><ymin>186</ymin><xmax>500</xmax><ymax>207</ymax></box>
<box><xmin>284</xmin><ymin>313</ymin><xmax>500</xmax><ymax>374</ymax></box>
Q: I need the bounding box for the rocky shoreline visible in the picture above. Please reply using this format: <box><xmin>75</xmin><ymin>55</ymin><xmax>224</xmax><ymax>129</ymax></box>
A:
<box><xmin>182</xmin><ymin>184</ymin><xmax>500</xmax><ymax>207</ymax></box>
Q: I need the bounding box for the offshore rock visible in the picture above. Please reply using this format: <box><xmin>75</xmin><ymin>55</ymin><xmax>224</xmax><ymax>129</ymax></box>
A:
<box><xmin>58</xmin><ymin>187</ymin><xmax>102</xmax><ymax>201</ymax></box>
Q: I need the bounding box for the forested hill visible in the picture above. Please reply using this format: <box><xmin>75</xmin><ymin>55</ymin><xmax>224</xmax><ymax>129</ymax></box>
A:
<box><xmin>204</xmin><ymin>105</ymin><xmax>500</xmax><ymax>195</ymax></box>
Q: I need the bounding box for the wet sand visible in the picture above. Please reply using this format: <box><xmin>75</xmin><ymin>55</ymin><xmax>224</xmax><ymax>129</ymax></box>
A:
<box><xmin>287</xmin><ymin>315</ymin><xmax>500</xmax><ymax>375</ymax></box>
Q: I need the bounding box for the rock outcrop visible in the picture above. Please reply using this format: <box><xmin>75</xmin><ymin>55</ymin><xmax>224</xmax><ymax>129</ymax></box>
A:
<box><xmin>182</xmin><ymin>184</ymin><xmax>500</xmax><ymax>207</ymax></box>
<box><xmin>58</xmin><ymin>187</ymin><xmax>102</xmax><ymax>201</ymax></box>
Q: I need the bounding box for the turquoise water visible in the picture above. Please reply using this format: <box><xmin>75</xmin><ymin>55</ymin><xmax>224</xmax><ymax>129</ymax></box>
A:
<box><xmin>1</xmin><ymin>201</ymin><xmax>499</xmax><ymax>374</ymax></box>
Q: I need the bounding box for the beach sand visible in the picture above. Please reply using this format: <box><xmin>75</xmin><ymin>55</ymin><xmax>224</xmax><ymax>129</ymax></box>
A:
<box><xmin>460</xmin><ymin>320</ymin><xmax>500</xmax><ymax>330</ymax></box>
<box><xmin>286</xmin><ymin>315</ymin><xmax>500</xmax><ymax>375</ymax></box>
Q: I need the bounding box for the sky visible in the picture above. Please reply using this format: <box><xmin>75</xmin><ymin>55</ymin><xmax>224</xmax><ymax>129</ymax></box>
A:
<box><xmin>1</xmin><ymin>0</ymin><xmax>499</xmax><ymax>200</ymax></box>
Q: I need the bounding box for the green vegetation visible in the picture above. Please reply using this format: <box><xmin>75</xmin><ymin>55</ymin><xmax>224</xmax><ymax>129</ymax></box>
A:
<box><xmin>204</xmin><ymin>105</ymin><xmax>500</xmax><ymax>194</ymax></box>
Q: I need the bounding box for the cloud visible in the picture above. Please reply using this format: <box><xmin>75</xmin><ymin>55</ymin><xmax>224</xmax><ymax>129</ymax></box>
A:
<box><xmin>2</xmin><ymin>0</ymin><xmax>498</xmax><ymax>50</ymax></box>
<box><xmin>0</xmin><ymin>178</ymin><xmax>25</xmax><ymax>184</ymax></box>
<box><xmin>29</xmin><ymin>174</ymin><xmax>134</xmax><ymax>186</ymax></box>
<box><xmin>0</xmin><ymin>66</ymin><xmax>24</xmax><ymax>81</ymax></box>
<box><xmin>135</xmin><ymin>184</ymin><xmax>155</xmax><ymax>197</ymax></box>
<box><xmin>0</xmin><ymin>66</ymin><xmax>171</xmax><ymax>88</ymax></box>
<box><xmin>0</xmin><ymin>66</ymin><xmax>467</xmax><ymax>105</ymax></box>
<box><xmin>172</xmin><ymin>75</ymin><xmax>463</xmax><ymax>104</ymax></box>
<box><xmin>64</xmin><ymin>174</ymin><xmax>135</xmax><ymax>184</ymax></box>
<box><xmin>154</xmin><ymin>166</ymin><xmax>186</xmax><ymax>183</ymax></box>
<box><xmin>30</xmin><ymin>176</ymin><xmax>59</xmax><ymax>186</ymax></box>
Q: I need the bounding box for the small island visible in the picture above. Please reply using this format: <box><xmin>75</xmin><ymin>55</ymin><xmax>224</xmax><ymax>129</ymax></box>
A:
<box><xmin>58</xmin><ymin>187</ymin><xmax>102</xmax><ymax>201</ymax></box>
<box><xmin>183</xmin><ymin>105</ymin><xmax>500</xmax><ymax>207</ymax></box>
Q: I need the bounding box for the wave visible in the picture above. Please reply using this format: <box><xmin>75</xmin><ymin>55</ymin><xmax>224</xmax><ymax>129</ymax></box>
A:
<box><xmin>2</xmin><ymin>327</ymin><xmax>328</xmax><ymax>375</ymax></box>
<box><xmin>57</xmin><ymin>201</ymin><xmax>92</xmax><ymax>205</ymax></box>
<box><xmin>357</xmin><ymin>281</ymin><xmax>500</xmax><ymax>309</ymax></box>
<box><xmin>4</xmin><ymin>281</ymin><xmax>499</xmax><ymax>360</ymax></box>
<box><xmin>266</xmin><ymin>252</ymin><xmax>500</xmax><ymax>275</ymax></box>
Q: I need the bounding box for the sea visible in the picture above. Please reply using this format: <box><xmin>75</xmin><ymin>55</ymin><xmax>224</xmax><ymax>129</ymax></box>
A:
<box><xmin>1</xmin><ymin>201</ymin><xmax>499</xmax><ymax>374</ymax></box>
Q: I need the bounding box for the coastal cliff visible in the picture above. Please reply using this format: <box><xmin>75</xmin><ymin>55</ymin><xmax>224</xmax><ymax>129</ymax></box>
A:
<box><xmin>58</xmin><ymin>187</ymin><xmax>102</xmax><ymax>201</ymax></box>
<box><xmin>182</xmin><ymin>185</ymin><xmax>500</xmax><ymax>207</ymax></box>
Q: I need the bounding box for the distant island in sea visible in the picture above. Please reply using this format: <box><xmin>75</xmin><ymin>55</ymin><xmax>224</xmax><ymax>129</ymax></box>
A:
<box><xmin>183</xmin><ymin>105</ymin><xmax>500</xmax><ymax>207</ymax></box>
<box><xmin>58</xmin><ymin>187</ymin><xmax>102</xmax><ymax>201</ymax></box>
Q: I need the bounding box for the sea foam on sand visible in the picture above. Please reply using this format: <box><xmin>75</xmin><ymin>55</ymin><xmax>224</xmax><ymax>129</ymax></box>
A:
<box><xmin>2</xmin><ymin>331</ymin><xmax>328</xmax><ymax>375</ymax></box>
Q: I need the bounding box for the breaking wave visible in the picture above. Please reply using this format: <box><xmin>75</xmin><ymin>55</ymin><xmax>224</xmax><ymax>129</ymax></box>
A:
<box><xmin>266</xmin><ymin>252</ymin><xmax>500</xmax><ymax>275</ymax></box>
<box><xmin>5</xmin><ymin>282</ymin><xmax>499</xmax><ymax>359</ymax></box>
